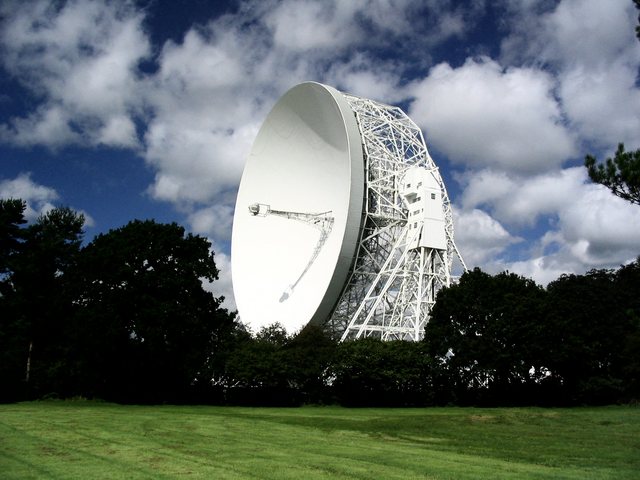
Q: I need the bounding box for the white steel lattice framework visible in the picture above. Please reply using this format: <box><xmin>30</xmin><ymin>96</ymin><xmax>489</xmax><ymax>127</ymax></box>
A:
<box><xmin>330</xmin><ymin>94</ymin><xmax>467</xmax><ymax>341</ymax></box>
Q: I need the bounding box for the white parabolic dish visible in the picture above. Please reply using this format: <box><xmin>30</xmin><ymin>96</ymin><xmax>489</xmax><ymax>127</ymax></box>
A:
<box><xmin>231</xmin><ymin>82</ymin><xmax>364</xmax><ymax>333</ymax></box>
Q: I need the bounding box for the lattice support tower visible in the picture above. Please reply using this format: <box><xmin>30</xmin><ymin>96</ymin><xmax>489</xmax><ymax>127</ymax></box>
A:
<box><xmin>330</xmin><ymin>94</ymin><xmax>467</xmax><ymax>341</ymax></box>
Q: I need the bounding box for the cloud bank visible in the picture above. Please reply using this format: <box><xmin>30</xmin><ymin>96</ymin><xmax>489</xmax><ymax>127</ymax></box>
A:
<box><xmin>1</xmin><ymin>0</ymin><xmax>639</xmax><ymax>309</ymax></box>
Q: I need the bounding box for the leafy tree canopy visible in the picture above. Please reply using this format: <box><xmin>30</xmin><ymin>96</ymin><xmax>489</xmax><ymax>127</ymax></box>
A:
<box><xmin>0</xmin><ymin>205</ymin><xmax>85</xmax><ymax>398</ymax></box>
<box><xmin>256</xmin><ymin>322</ymin><xmax>289</xmax><ymax>345</ymax></box>
<box><xmin>543</xmin><ymin>265</ymin><xmax>639</xmax><ymax>403</ymax></box>
<box><xmin>0</xmin><ymin>199</ymin><xmax>27</xmax><ymax>286</ymax></box>
<box><xmin>67</xmin><ymin>219</ymin><xmax>233</xmax><ymax>402</ymax></box>
<box><xmin>425</xmin><ymin>268</ymin><xmax>550</xmax><ymax>404</ymax></box>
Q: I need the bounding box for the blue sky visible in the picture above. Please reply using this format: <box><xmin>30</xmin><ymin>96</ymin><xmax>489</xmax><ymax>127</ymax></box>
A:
<box><xmin>1</xmin><ymin>0</ymin><xmax>639</xmax><ymax>311</ymax></box>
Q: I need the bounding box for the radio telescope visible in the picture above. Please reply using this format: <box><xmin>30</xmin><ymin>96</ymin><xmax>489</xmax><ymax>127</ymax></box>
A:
<box><xmin>231</xmin><ymin>82</ymin><xmax>466</xmax><ymax>341</ymax></box>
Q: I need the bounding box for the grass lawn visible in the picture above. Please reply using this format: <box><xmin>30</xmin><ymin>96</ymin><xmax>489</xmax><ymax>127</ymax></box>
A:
<box><xmin>0</xmin><ymin>402</ymin><xmax>638</xmax><ymax>479</ymax></box>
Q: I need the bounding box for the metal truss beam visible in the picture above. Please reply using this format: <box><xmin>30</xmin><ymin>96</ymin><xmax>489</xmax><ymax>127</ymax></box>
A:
<box><xmin>329</xmin><ymin>94</ymin><xmax>467</xmax><ymax>342</ymax></box>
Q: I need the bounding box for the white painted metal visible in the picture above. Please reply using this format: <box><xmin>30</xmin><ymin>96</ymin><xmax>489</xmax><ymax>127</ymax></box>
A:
<box><xmin>231</xmin><ymin>82</ymin><xmax>364</xmax><ymax>333</ymax></box>
<box><xmin>231</xmin><ymin>82</ymin><xmax>466</xmax><ymax>340</ymax></box>
<box><xmin>247</xmin><ymin>203</ymin><xmax>334</xmax><ymax>302</ymax></box>
<box><xmin>332</xmin><ymin>93</ymin><xmax>467</xmax><ymax>341</ymax></box>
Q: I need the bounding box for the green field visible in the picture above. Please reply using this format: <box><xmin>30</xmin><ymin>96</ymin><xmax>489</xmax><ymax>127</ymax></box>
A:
<box><xmin>0</xmin><ymin>402</ymin><xmax>638</xmax><ymax>479</ymax></box>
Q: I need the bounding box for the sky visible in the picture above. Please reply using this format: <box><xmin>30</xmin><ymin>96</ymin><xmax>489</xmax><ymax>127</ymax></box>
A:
<box><xmin>1</xmin><ymin>0</ymin><xmax>639</xmax><ymax>313</ymax></box>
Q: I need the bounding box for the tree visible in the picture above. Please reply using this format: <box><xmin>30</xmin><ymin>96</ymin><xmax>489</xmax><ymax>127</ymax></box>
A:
<box><xmin>3</xmin><ymin>207</ymin><xmax>85</xmax><ymax>398</ymax></box>
<box><xmin>0</xmin><ymin>198</ymin><xmax>27</xmax><ymax>286</ymax></box>
<box><xmin>615</xmin><ymin>258</ymin><xmax>640</xmax><ymax>399</ymax></box>
<box><xmin>224</xmin><ymin>323</ymin><xmax>297</xmax><ymax>406</ymax></box>
<box><xmin>425</xmin><ymin>268</ymin><xmax>547</xmax><ymax>405</ymax></box>
<box><xmin>0</xmin><ymin>199</ymin><xmax>28</xmax><ymax>401</ymax></box>
<box><xmin>543</xmin><ymin>268</ymin><xmax>635</xmax><ymax>404</ymax></box>
<box><xmin>585</xmin><ymin>143</ymin><xmax>640</xmax><ymax>205</ymax></box>
<box><xmin>331</xmin><ymin>338</ymin><xmax>434</xmax><ymax>406</ymax></box>
<box><xmin>66</xmin><ymin>220</ymin><xmax>234</xmax><ymax>402</ymax></box>
<box><xmin>255</xmin><ymin>322</ymin><xmax>289</xmax><ymax>346</ymax></box>
<box><xmin>283</xmin><ymin>324</ymin><xmax>336</xmax><ymax>404</ymax></box>
<box><xmin>223</xmin><ymin>323</ymin><xmax>338</xmax><ymax>406</ymax></box>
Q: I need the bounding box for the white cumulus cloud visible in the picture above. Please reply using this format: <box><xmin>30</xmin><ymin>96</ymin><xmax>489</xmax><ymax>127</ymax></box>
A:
<box><xmin>409</xmin><ymin>57</ymin><xmax>577</xmax><ymax>173</ymax></box>
<box><xmin>0</xmin><ymin>172</ymin><xmax>96</xmax><ymax>226</ymax></box>
<box><xmin>460</xmin><ymin>167</ymin><xmax>587</xmax><ymax>227</ymax></box>
<box><xmin>1</xmin><ymin>0</ymin><xmax>639</xmax><ymax>308</ymax></box>
<box><xmin>0</xmin><ymin>0</ymin><xmax>149</xmax><ymax>148</ymax></box>
<box><xmin>202</xmin><ymin>243</ymin><xmax>235</xmax><ymax>311</ymax></box>
<box><xmin>0</xmin><ymin>172</ymin><xmax>58</xmax><ymax>220</ymax></box>
<box><xmin>500</xmin><ymin>0</ymin><xmax>640</xmax><ymax>150</ymax></box>
<box><xmin>454</xmin><ymin>208</ymin><xmax>522</xmax><ymax>268</ymax></box>
<box><xmin>458</xmin><ymin>166</ymin><xmax>640</xmax><ymax>283</ymax></box>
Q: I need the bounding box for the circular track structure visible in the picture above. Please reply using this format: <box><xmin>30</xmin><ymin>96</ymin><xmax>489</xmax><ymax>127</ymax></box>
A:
<box><xmin>232</xmin><ymin>82</ymin><xmax>466</xmax><ymax>340</ymax></box>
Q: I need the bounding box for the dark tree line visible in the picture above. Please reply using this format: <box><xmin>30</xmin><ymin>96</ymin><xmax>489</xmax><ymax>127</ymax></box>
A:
<box><xmin>1</xmin><ymin>198</ymin><xmax>639</xmax><ymax>406</ymax></box>
<box><xmin>426</xmin><ymin>267</ymin><xmax>640</xmax><ymax>406</ymax></box>
<box><xmin>0</xmin><ymin>199</ymin><xmax>236</xmax><ymax>403</ymax></box>
<box><xmin>220</xmin><ymin>265</ymin><xmax>639</xmax><ymax>407</ymax></box>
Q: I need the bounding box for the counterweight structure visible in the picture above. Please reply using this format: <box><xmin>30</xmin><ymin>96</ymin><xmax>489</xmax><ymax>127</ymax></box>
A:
<box><xmin>331</xmin><ymin>94</ymin><xmax>467</xmax><ymax>341</ymax></box>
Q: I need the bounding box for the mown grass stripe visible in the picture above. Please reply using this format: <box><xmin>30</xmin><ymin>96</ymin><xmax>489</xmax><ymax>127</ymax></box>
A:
<box><xmin>0</xmin><ymin>402</ymin><xmax>637</xmax><ymax>479</ymax></box>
